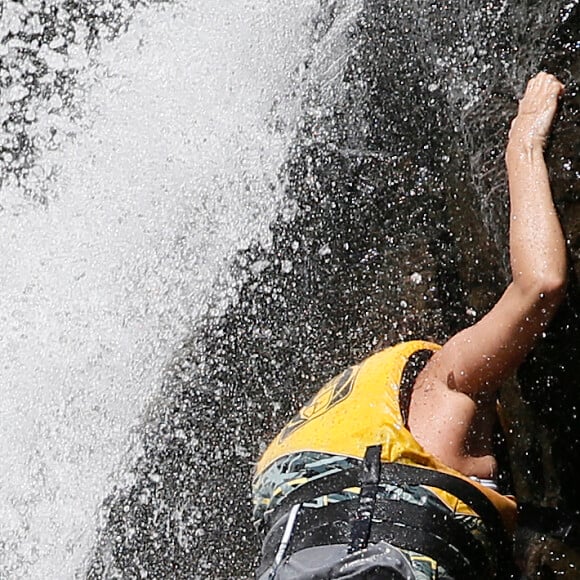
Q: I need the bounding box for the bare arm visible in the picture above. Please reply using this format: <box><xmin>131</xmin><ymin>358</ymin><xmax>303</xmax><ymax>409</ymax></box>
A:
<box><xmin>429</xmin><ymin>72</ymin><xmax>567</xmax><ymax>395</ymax></box>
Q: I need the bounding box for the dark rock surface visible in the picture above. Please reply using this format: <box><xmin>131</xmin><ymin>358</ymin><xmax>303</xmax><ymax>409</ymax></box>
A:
<box><xmin>81</xmin><ymin>0</ymin><xmax>579</xmax><ymax>577</ymax></box>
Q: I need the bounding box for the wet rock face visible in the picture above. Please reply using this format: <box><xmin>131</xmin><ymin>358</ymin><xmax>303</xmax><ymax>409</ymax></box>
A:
<box><xmin>507</xmin><ymin>0</ymin><xmax>580</xmax><ymax>520</ymax></box>
<box><xmin>88</xmin><ymin>0</ymin><xmax>579</xmax><ymax>578</ymax></box>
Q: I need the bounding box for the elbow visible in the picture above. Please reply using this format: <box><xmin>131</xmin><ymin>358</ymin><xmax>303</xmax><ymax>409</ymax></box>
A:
<box><xmin>539</xmin><ymin>272</ymin><xmax>567</xmax><ymax>304</ymax></box>
<box><xmin>520</xmin><ymin>271</ymin><xmax>567</xmax><ymax>305</ymax></box>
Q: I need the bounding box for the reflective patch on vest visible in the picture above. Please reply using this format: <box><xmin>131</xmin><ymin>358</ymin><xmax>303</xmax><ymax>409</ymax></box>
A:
<box><xmin>279</xmin><ymin>365</ymin><xmax>360</xmax><ymax>442</ymax></box>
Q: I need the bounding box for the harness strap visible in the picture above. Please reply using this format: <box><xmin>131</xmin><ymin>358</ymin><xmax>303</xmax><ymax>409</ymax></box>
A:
<box><xmin>264</xmin><ymin>457</ymin><xmax>514</xmax><ymax>578</ymax></box>
<box><xmin>348</xmin><ymin>444</ymin><xmax>381</xmax><ymax>553</ymax></box>
<box><xmin>268</xmin><ymin>461</ymin><xmax>506</xmax><ymax>544</ymax></box>
<box><xmin>382</xmin><ymin>462</ymin><xmax>506</xmax><ymax>543</ymax></box>
<box><xmin>399</xmin><ymin>348</ymin><xmax>434</xmax><ymax>428</ymax></box>
<box><xmin>279</xmin><ymin>496</ymin><xmax>491</xmax><ymax>579</ymax></box>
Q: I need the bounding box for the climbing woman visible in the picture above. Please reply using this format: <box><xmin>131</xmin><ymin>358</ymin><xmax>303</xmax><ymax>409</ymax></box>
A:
<box><xmin>252</xmin><ymin>72</ymin><xmax>567</xmax><ymax>579</ymax></box>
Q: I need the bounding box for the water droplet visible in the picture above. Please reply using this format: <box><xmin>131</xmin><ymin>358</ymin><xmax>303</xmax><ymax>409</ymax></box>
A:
<box><xmin>410</xmin><ymin>272</ymin><xmax>422</xmax><ymax>285</ymax></box>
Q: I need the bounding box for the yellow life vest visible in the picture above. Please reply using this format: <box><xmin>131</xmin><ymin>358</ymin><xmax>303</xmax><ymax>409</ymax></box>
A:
<box><xmin>255</xmin><ymin>340</ymin><xmax>517</xmax><ymax>532</ymax></box>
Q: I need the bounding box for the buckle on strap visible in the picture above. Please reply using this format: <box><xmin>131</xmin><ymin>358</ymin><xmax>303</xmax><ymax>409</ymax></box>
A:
<box><xmin>349</xmin><ymin>444</ymin><xmax>382</xmax><ymax>553</ymax></box>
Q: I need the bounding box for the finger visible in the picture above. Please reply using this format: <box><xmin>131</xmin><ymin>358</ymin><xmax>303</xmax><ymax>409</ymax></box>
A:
<box><xmin>543</xmin><ymin>79</ymin><xmax>564</xmax><ymax>101</ymax></box>
<box><xmin>549</xmin><ymin>77</ymin><xmax>565</xmax><ymax>96</ymax></box>
<box><xmin>541</xmin><ymin>72</ymin><xmax>564</xmax><ymax>92</ymax></box>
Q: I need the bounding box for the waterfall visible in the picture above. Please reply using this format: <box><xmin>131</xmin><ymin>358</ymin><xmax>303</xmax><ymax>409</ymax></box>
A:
<box><xmin>0</xmin><ymin>1</ymin><xmax>316</xmax><ymax>577</ymax></box>
<box><xmin>2</xmin><ymin>0</ymin><xmax>578</xmax><ymax>578</ymax></box>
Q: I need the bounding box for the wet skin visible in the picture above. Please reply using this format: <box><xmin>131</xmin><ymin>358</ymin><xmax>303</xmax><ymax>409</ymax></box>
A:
<box><xmin>407</xmin><ymin>72</ymin><xmax>567</xmax><ymax>480</ymax></box>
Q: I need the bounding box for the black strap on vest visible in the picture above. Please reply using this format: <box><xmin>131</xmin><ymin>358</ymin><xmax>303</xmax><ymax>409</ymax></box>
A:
<box><xmin>263</xmin><ymin>456</ymin><xmax>515</xmax><ymax>579</ymax></box>
<box><xmin>382</xmin><ymin>462</ymin><xmax>507</xmax><ymax>541</ymax></box>
<box><xmin>269</xmin><ymin>495</ymin><xmax>490</xmax><ymax>579</ymax></box>
<box><xmin>348</xmin><ymin>444</ymin><xmax>381</xmax><ymax>553</ymax></box>
<box><xmin>399</xmin><ymin>348</ymin><xmax>434</xmax><ymax>428</ymax></box>
<box><xmin>268</xmin><ymin>460</ymin><xmax>506</xmax><ymax>545</ymax></box>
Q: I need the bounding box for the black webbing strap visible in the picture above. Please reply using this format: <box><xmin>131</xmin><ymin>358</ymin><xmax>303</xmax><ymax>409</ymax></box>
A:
<box><xmin>269</xmin><ymin>460</ymin><xmax>506</xmax><ymax>544</ymax></box>
<box><xmin>381</xmin><ymin>462</ymin><xmax>506</xmax><ymax>542</ymax></box>
<box><xmin>382</xmin><ymin>463</ymin><xmax>515</xmax><ymax>576</ymax></box>
<box><xmin>265</xmin><ymin>466</ymin><xmax>360</xmax><ymax>523</ymax></box>
<box><xmin>399</xmin><ymin>349</ymin><xmax>435</xmax><ymax>428</ymax></box>
<box><xmin>348</xmin><ymin>444</ymin><xmax>382</xmax><ymax>553</ymax></box>
<box><xmin>278</xmin><ymin>495</ymin><xmax>491</xmax><ymax>578</ymax></box>
<box><xmin>262</xmin><ymin>501</ymin><xmax>487</xmax><ymax>580</ymax></box>
<box><xmin>265</xmin><ymin>456</ymin><xmax>516</xmax><ymax>577</ymax></box>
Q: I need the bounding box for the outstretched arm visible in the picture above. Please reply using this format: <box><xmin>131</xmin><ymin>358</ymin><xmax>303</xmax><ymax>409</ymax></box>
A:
<box><xmin>429</xmin><ymin>72</ymin><xmax>567</xmax><ymax>395</ymax></box>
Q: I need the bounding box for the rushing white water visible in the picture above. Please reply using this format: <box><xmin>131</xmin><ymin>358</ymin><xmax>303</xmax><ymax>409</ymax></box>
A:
<box><xmin>0</xmin><ymin>1</ymin><xmax>315</xmax><ymax>577</ymax></box>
